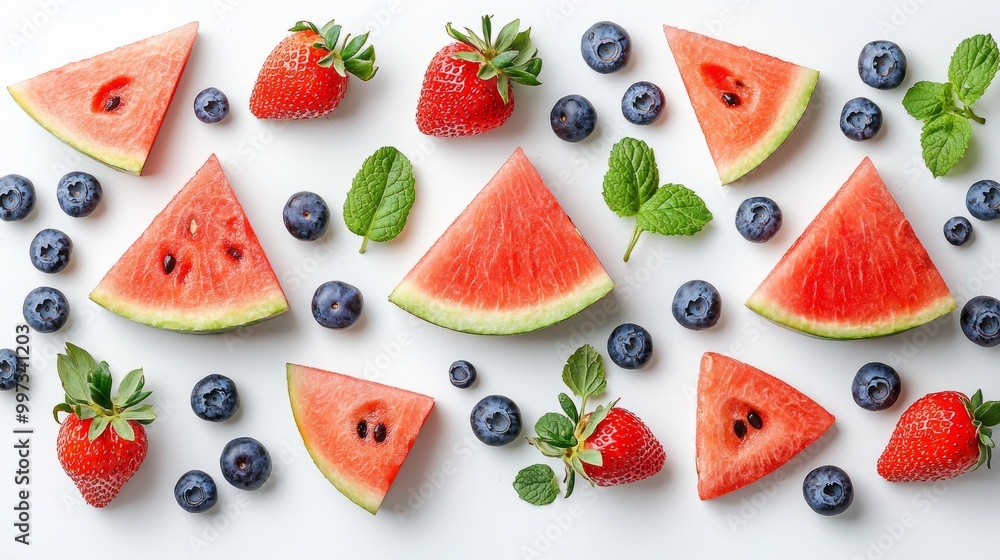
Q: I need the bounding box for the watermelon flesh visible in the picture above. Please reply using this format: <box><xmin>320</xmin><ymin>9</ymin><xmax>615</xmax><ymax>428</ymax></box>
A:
<box><xmin>90</xmin><ymin>154</ymin><xmax>288</xmax><ymax>333</ymax></box>
<box><xmin>286</xmin><ymin>364</ymin><xmax>434</xmax><ymax>514</ymax></box>
<box><xmin>663</xmin><ymin>25</ymin><xmax>818</xmax><ymax>184</ymax></box>
<box><xmin>746</xmin><ymin>157</ymin><xmax>956</xmax><ymax>339</ymax></box>
<box><xmin>389</xmin><ymin>147</ymin><xmax>615</xmax><ymax>335</ymax></box>
<box><xmin>7</xmin><ymin>22</ymin><xmax>198</xmax><ymax>175</ymax></box>
<box><xmin>696</xmin><ymin>353</ymin><xmax>835</xmax><ymax>500</ymax></box>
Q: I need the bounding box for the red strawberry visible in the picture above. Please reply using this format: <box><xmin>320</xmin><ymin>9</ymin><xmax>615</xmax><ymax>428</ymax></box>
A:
<box><xmin>580</xmin><ymin>407</ymin><xmax>666</xmax><ymax>486</ymax></box>
<box><xmin>416</xmin><ymin>16</ymin><xmax>542</xmax><ymax>137</ymax></box>
<box><xmin>250</xmin><ymin>19</ymin><xmax>377</xmax><ymax>119</ymax></box>
<box><xmin>877</xmin><ymin>390</ymin><xmax>1000</xmax><ymax>482</ymax></box>
<box><xmin>53</xmin><ymin>344</ymin><xmax>156</xmax><ymax>508</ymax></box>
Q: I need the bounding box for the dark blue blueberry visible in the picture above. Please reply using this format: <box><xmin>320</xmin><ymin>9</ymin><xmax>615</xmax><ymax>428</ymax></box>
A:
<box><xmin>0</xmin><ymin>348</ymin><xmax>20</xmax><ymax>391</ymax></box>
<box><xmin>735</xmin><ymin>197</ymin><xmax>782</xmax><ymax>243</ymax></box>
<box><xmin>803</xmin><ymin>465</ymin><xmax>854</xmax><ymax>516</ymax></box>
<box><xmin>193</xmin><ymin>87</ymin><xmax>230</xmax><ymax>124</ymax></box>
<box><xmin>174</xmin><ymin>470</ymin><xmax>219</xmax><ymax>513</ymax></box>
<box><xmin>448</xmin><ymin>360</ymin><xmax>477</xmax><ymax>389</ymax></box>
<box><xmin>29</xmin><ymin>228</ymin><xmax>72</xmax><ymax>274</ymax></box>
<box><xmin>943</xmin><ymin>216</ymin><xmax>973</xmax><ymax>246</ymax></box>
<box><xmin>960</xmin><ymin>295</ymin><xmax>1000</xmax><ymax>347</ymax></box>
<box><xmin>471</xmin><ymin>395</ymin><xmax>522</xmax><ymax>446</ymax></box>
<box><xmin>607</xmin><ymin>323</ymin><xmax>653</xmax><ymax>369</ymax></box>
<box><xmin>550</xmin><ymin>94</ymin><xmax>597</xmax><ymax>142</ymax></box>
<box><xmin>220</xmin><ymin>437</ymin><xmax>271</xmax><ymax>491</ymax></box>
<box><xmin>621</xmin><ymin>81</ymin><xmax>664</xmax><ymax>125</ymax></box>
<box><xmin>0</xmin><ymin>174</ymin><xmax>36</xmax><ymax>222</ymax></box>
<box><xmin>56</xmin><ymin>171</ymin><xmax>102</xmax><ymax>217</ymax></box>
<box><xmin>852</xmin><ymin>362</ymin><xmax>901</xmax><ymax>411</ymax></box>
<box><xmin>191</xmin><ymin>374</ymin><xmax>240</xmax><ymax>422</ymax></box>
<box><xmin>839</xmin><ymin>97</ymin><xmax>882</xmax><ymax>141</ymax></box>
<box><xmin>283</xmin><ymin>191</ymin><xmax>330</xmax><ymax>241</ymax></box>
<box><xmin>672</xmin><ymin>280</ymin><xmax>722</xmax><ymax>330</ymax></box>
<box><xmin>23</xmin><ymin>286</ymin><xmax>69</xmax><ymax>333</ymax></box>
<box><xmin>965</xmin><ymin>180</ymin><xmax>1000</xmax><ymax>221</ymax></box>
<box><xmin>858</xmin><ymin>41</ymin><xmax>907</xmax><ymax>90</ymax></box>
<box><xmin>311</xmin><ymin>280</ymin><xmax>363</xmax><ymax>329</ymax></box>
<box><xmin>581</xmin><ymin>21</ymin><xmax>631</xmax><ymax>74</ymax></box>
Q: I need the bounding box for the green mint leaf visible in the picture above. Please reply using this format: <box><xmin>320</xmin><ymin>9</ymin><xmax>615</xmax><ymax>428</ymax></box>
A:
<box><xmin>602</xmin><ymin>137</ymin><xmax>659</xmax><ymax>217</ymax></box>
<box><xmin>921</xmin><ymin>113</ymin><xmax>972</xmax><ymax>177</ymax></box>
<box><xmin>558</xmin><ymin>393</ymin><xmax>579</xmax><ymax>424</ymax></box>
<box><xmin>513</xmin><ymin>464</ymin><xmax>559</xmax><ymax>505</ymax></box>
<box><xmin>535</xmin><ymin>413</ymin><xmax>578</xmax><ymax>448</ymax></box>
<box><xmin>577</xmin><ymin>449</ymin><xmax>603</xmax><ymax>467</ymax></box>
<box><xmin>561</xmin><ymin>345</ymin><xmax>606</xmax><ymax>400</ymax></box>
<box><xmin>57</xmin><ymin>343</ymin><xmax>96</xmax><ymax>403</ymax></box>
<box><xmin>948</xmin><ymin>34</ymin><xmax>999</xmax><ymax>105</ymax></box>
<box><xmin>527</xmin><ymin>437</ymin><xmax>567</xmax><ymax>458</ymax></box>
<box><xmin>624</xmin><ymin>184</ymin><xmax>712</xmax><ymax>261</ymax></box>
<box><xmin>343</xmin><ymin>146</ymin><xmax>416</xmax><ymax>253</ymax></box>
<box><xmin>902</xmin><ymin>81</ymin><xmax>950</xmax><ymax>120</ymax></box>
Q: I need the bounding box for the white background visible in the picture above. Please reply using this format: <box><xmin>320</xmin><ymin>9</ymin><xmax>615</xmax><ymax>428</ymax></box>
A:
<box><xmin>1</xmin><ymin>0</ymin><xmax>999</xmax><ymax>558</ymax></box>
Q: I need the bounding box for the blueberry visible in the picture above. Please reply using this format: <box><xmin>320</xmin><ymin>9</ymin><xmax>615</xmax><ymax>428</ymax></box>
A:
<box><xmin>283</xmin><ymin>191</ymin><xmax>330</xmax><ymax>241</ymax></box>
<box><xmin>56</xmin><ymin>171</ymin><xmax>102</xmax><ymax>218</ymax></box>
<box><xmin>190</xmin><ymin>374</ymin><xmax>240</xmax><ymax>421</ymax></box>
<box><xmin>851</xmin><ymin>362</ymin><xmax>901</xmax><ymax>411</ymax></box>
<box><xmin>803</xmin><ymin>465</ymin><xmax>854</xmax><ymax>516</ymax></box>
<box><xmin>621</xmin><ymin>81</ymin><xmax>665</xmax><ymax>125</ymax></box>
<box><xmin>0</xmin><ymin>348</ymin><xmax>20</xmax><ymax>391</ymax></box>
<box><xmin>311</xmin><ymin>280</ymin><xmax>363</xmax><ymax>329</ymax></box>
<box><xmin>839</xmin><ymin>97</ymin><xmax>882</xmax><ymax>141</ymax></box>
<box><xmin>174</xmin><ymin>470</ymin><xmax>219</xmax><ymax>513</ymax></box>
<box><xmin>193</xmin><ymin>87</ymin><xmax>230</xmax><ymax>124</ymax></box>
<box><xmin>943</xmin><ymin>216</ymin><xmax>973</xmax><ymax>246</ymax></box>
<box><xmin>0</xmin><ymin>174</ymin><xmax>36</xmax><ymax>222</ymax></box>
<box><xmin>858</xmin><ymin>41</ymin><xmax>907</xmax><ymax>90</ymax></box>
<box><xmin>672</xmin><ymin>280</ymin><xmax>722</xmax><ymax>330</ymax></box>
<box><xmin>220</xmin><ymin>437</ymin><xmax>272</xmax><ymax>491</ymax></box>
<box><xmin>607</xmin><ymin>323</ymin><xmax>653</xmax><ymax>369</ymax></box>
<box><xmin>470</xmin><ymin>395</ymin><xmax>522</xmax><ymax>446</ymax></box>
<box><xmin>23</xmin><ymin>286</ymin><xmax>69</xmax><ymax>333</ymax></box>
<box><xmin>29</xmin><ymin>228</ymin><xmax>72</xmax><ymax>274</ymax></box>
<box><xmin>449</xmin><ymin>360</ymin><xmax>477</xmax><ymax>389</ymax></box>
<box><xmin>581</xmin><ymin>21</ymin><xmax>631</xmax><ymax>74</ymax></box>
<box><xmin>735</xmin><ymin>197</ymin><xmax>782</xmax><ymax>243</ymax></box>
<box><xmin>965</xmin><ymin>180</ymin><xmax>1000</xmax><ymax>221</ymax></box>
<box><xmin>960</xmin><ymin>295</ymin><xmax>1000</xmax><ymax>347</ymax></box>
<box><xmin>550</xmin><ymin>94</ymin><xmax>597</xmax><ymax>142</ymax></box>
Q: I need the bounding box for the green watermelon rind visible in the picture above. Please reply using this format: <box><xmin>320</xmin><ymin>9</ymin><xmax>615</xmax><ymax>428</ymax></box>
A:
<box><xmin>388</xmin><ymin>271</ymin><xmax>616</xmax><ymax>335</ymax></box>
<box><xmin>89</xmin><ymin>288</ymin><xmax>289</xmax><ymax>334</ymax></box>
<box><xmin>717</xmin><ymin>67</ymin><xmax>819</xmax><ymax>185</ymax></box>
<box><xmin>7</xmin><ymin>84</ymin><xmax>143</xmax><ymax>175</ymax></box>
<box><xmin>745</xmin><ymin>293</ymin><xmax>957</xmax><ymax>340</ymax></box>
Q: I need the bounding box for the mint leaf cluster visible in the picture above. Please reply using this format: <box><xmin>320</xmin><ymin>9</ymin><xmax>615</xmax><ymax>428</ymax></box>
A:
<box><xmin>602</xmin><ymin>137</ymin><xmax>712</xmax><ymax>261</ymax></box>
<box><xmin>902</xmin><ymin>34</ymin><xmax>998</xmax><ymax>177</ymax></box>
<box><xmin>343</xmin><ymin>146</ymin><xmax>416</xmax><ymax>253</ymax></box>
<box><xmin>514</xmin><ymin>345</ymin><xmax>617</xmax><ymax>505</ymax></box>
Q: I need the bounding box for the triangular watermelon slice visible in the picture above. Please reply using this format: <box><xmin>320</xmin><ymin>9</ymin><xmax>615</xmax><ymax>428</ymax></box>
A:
<box><xmin>286</xmin><ymin>364</ymin><xmax>434</xmax><ymax>514</ymax></box>
<box><xmin>747</xmin><ymin>157</ymin><xmax>956</xmax><ymax>339</ymax></box>
<box><xmin>389</xmin><ymin>147</ymin><xmax>615</xmax><ymax>335</ymax></box>
<box><xmin>662</xmin><ymin>25</ymin><xmax>818</xmax><ymax>184</ymax></box>
<box><xmin>696</xmin><ymin>352</ymin><xmax>835</xmax><ymax>500</ymax></box>
<box><xmin>90</xmin><ymin>154</ymin><xmax>288</xmax><ymax>333</ymax></box>
<box><xmin>7</xmin><ymin>22</ymin><xmax>198</xmax><ymax>175</ymax></box>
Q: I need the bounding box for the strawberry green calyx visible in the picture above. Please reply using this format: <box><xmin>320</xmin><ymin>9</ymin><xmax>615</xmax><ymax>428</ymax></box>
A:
<box><xmin>290</xmin><ymin>19</ymin><xmax>378</xmax><ymax>81</ymax></box>
<box><xmin>445</xmin><ymin>15</ymin><xmax>542</xmax><ymax>104</ymax></box>
<box><xmin>964</xmin><ymin>389</ymin><xmax>1000</xmax><ymax>470</ymax></box>
<box><xmin>52</xmin><ymin>343</ymin><xmax>155</xmax><ymax>442</ymax></box>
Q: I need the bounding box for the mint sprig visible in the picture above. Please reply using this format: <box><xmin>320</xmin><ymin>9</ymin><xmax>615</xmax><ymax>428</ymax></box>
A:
<box><xmin>902</xmin><ymin>34</ymin><xmax>998</xmax><ymax>177</ymax></box>
<box><xmin>515</xmin><ymin>345</ymin><xmax>619</xmax><ymax>505</ymax></box>
<box><xmin>602</xmin><ymin>138</ymin><xmax>712</xmax><ymax>261</ymax></box>
<box><xmin>343</xmin><ymin>146</ymin><xmax>416</xmax><ymax>253</ymax></box>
